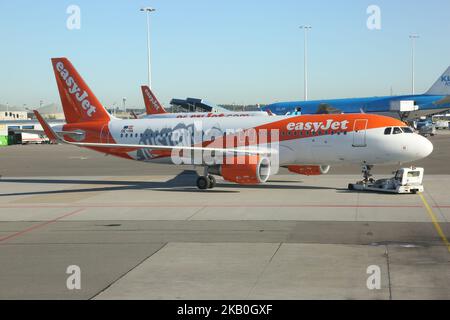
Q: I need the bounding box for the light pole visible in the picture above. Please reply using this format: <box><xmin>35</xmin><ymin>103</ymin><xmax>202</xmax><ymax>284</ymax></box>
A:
<box><xmin>300</xmin><ymin>25</ymin><xmax>312</xmax><ymax>101</ymax></box>
<box><xmin>140</xmin><ymin>7</ymin><xmax>156</xmax><ymax>89</ymax></box>
<box><xmin>122</xmin><ymin>97</ymin><xmax>127</xmax><ymax>113</ymax></box>
<box><xmin>409</xmin><ymin>34</ymin><xmax>419</xmax><ymax>95</ymax></box>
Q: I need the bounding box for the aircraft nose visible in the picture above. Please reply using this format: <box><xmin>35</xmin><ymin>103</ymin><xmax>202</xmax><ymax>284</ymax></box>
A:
<box><xmin>421</xmin><ymin>136</ymin><xmax>434</xmax><ymax>158</ymax></box>
<box><xmin>414</xmin><ymin>135</ymin><xmax>434</xmax><ymax>159</ymax></box>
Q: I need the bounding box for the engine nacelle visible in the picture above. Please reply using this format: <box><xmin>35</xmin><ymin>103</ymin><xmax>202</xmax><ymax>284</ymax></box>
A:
<box><xmin>287</xmin><ymin>165</ymin><xmax>331</xmax><ymax>176</ymax></box>
<box><xmin>210</xmin><ymin>155</ymin><xmax>271</xmax><ymax>185</ymax></box>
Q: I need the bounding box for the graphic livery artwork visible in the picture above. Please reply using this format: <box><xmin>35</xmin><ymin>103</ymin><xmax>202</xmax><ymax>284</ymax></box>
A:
<box><xmin>287</xmin><ymin>120</ymin><xmax>350</xmax><ymax>132</ymax></box>
<box><xmin>442</xmin><ymin>75</ymin><xmax>450</xmax><ymax>87</ymax></box>
<box><xmin>121</xmin><ymin>125</ymin><xmax>134</xmax><ymax>134</ymax></box>
<box><xmin>175</xmin><ymin>113</ymin><xmax>254</xmax><ymax>119</ymax></box>
<box><xmin>136</xmin><ymin>122</ymin><xmax>225</xmax><ymax>161</ymax></box>
<box><xmin>55</xmin><ymin>61</ymin><xmax>97</xmax><ymax>117</ymax></box>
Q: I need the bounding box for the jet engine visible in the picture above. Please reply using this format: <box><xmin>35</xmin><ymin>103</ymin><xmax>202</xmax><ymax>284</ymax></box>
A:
<box><xmin>209</xmin><ymin>155</ymin><xmax>271</xmax><ymax>185</ymax></box>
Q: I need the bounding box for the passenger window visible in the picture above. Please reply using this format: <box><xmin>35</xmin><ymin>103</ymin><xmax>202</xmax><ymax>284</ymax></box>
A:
<box><xmin>125</xmin><ymin>134</ymin><xmax>128</xmax><ymax>138</ymax></box>
<box><xmin>384</xmin><ymin>128</ymin><xmax>392</xmax><ymax>135</ymax></box>
<box><xmin>393</xmin><ymin>127</ymin><xmax>402</xmax><ymax>135</ymax></box>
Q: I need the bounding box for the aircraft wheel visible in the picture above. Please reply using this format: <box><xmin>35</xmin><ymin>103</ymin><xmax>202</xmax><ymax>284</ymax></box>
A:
<box><xmin>208</xmin><ymin>175</ymin><xmax>217</xmax><ymax>189</ymax></box>
<box><xmin>197</xmin><ymin>176</ymin><xmax>210</xmax><ymax>190</ymax></box>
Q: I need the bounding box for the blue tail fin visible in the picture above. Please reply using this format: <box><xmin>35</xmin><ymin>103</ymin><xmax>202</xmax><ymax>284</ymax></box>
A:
<box><xmin>426</xmin><ymin>66</ymin><xmax>450</xmax><ymax>95</ymax></box>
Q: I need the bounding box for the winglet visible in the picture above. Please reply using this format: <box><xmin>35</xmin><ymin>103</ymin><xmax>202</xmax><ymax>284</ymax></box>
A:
<box><xmin>33</xmin><ymin>110</ymin><xmax>59</xmax><ymax>143</ymax></box>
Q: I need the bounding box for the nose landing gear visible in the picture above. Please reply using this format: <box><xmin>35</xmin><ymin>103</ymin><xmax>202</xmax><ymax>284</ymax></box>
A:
<box><xmin>362</xmin><ymin>164</ymin><xmax>375</xmax><ymax>184</ymax></box>
<box><xmin>348</xmin><ymin>164</ymin><xmax>375</xmax><ymax>190</ymax></box>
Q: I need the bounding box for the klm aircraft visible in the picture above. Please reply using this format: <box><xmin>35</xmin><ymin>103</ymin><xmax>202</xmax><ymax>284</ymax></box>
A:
<box><xmin>264</xmin><ymin>67</ymin><xmax>450</xmax><ymax>120</ymax></box>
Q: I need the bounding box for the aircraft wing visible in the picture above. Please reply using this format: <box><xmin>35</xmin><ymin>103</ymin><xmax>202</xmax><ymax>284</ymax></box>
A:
<box><xmin>33</xmin><ymin>110</ymin><xmax>275</xmax><ymax>156</ymax></box>
<box><xmin>60</xmin><ymin>141</ymin><xmax>273</xmax><ymax>155</ymax></box>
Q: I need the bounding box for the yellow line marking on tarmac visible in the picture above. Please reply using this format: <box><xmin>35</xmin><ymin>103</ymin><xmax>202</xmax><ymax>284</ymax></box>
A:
<box><xmin>419</xmin><ymin>193</ymin><xmax>450</xmax><ymax>253</ymax></box>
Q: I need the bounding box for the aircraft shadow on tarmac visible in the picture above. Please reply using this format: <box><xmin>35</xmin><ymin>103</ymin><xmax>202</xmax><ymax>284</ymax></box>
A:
<box><xmin>0</xmin><ymin>170</ymin><xmax>337</xmax><ymax>197</ymax></box>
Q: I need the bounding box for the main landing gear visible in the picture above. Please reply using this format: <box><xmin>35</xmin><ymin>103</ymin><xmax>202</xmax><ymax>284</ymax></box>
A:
<box><xmin>196</xmin><ymin>167</ymin><xmax>217</xmax><ymax>190</ymax></box>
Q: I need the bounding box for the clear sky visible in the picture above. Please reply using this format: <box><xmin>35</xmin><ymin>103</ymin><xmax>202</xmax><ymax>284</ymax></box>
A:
<box><xmin>1</xmin><ymin>0</ymin><xmax>450</xmax><ymax>109</ymax></box>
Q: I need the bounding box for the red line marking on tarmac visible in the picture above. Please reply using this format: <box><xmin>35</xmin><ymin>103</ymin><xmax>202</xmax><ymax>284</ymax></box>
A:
<box><xmin>0</xmin><ymin>204</ymin><xmax>424</xmax><ymax>209</ymax></box>
<box><xmin>0</xmin><ymin>208</ymin><xmax>85</xmax><ymax>244</ymax></box>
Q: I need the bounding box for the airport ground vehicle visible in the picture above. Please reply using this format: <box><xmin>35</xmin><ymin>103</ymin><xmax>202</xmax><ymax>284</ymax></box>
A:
<box><xmin>417</xmin><ymin>120</ymin><xmax>437</xmax><ymax>137</ymax></box>
<box><xmin>21</xmin><ymin>132</ymin><xmax>48</xmax><ymax>144</ymax></box>
<box><xmin>348</xmin><ymin>167</ymin><xmax>424</xmax><ymax>194</ymax></box>
<box><xmin>33</xmin><ymin>58</ymin><xmax>434</xmax><ymax>190</ymax></box>
<box><xmin>435</xmin><ymin>120</ymin><xmax>449</xmax><ymax>129</ymax></box>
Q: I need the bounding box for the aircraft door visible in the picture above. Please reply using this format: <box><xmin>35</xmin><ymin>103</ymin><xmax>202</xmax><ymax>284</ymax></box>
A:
<box><xmin>352</xmin><ymin>119</ymin><xmax>368</xmax><ymax>147</ymax></box>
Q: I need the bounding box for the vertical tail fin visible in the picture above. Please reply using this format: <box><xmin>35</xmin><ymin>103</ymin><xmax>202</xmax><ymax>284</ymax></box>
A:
<box><xmin>141</xmin><ymin>85</ymin><xmax>167</xmax><ymax>115</ymax></box>
<box><xmin>426</xmin><ymin>66</ymin><xmax>450</xmax><ymax>96</ymax></box>
<box><xmin>51</xmin><ymin>58</ymin><xmax>110</xmax><ymax>123</ymax></box>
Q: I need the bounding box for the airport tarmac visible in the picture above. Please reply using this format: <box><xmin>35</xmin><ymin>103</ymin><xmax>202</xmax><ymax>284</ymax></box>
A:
<box><xmin>0</xmin><ymin>134</ymin><xmax>449</xmax><ymax>300</ymax></box>
<box><xmin>1</xmin><ymin>132</ymin><xmax>450</xmax><ymax>177</ymax></box>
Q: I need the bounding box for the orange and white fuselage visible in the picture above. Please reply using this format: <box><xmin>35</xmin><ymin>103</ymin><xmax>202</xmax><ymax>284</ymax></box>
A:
<box><xmin>41</xmin><ymin>57</ymin><xmax>433</xmax><ymax>187</ymax></box>
<box><xmin>52</xmin><ymin>113</ymin><xmax>432</xmax><ymax>166</ymax></box>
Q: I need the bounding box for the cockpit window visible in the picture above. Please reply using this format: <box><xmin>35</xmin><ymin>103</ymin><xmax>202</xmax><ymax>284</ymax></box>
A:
<box><xmin>384</xmin><ymin>128</ymin><xmax>392</xmax><ymax>135</ymax></box>
<box><xmin>402</xmin><ymin>127</ymin><xmax>414</xmax><ymax>133</ymax></box>
<box><xmin>393</xmin><ymin>127</ymin><xmax>402</xmax><ymax>135</ymax></box>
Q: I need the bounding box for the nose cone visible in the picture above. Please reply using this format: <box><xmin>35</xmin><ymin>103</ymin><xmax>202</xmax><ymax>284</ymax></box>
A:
<box><xmin>413</xmin><ymin>135</ymin><xmax>434</xmax><ymax>160</ymax></box>
<box><xmin>421</xmin><ymin>136</ymin><xmax>434</xmax><ymax>158</ymax></box>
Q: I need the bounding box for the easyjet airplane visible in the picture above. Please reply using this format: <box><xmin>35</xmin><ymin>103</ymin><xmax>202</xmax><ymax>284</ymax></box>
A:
<box><xmin>139</xmin><ymin>85</ymin><xmax>270</xmax><ymax>119</ymax></box>
<box><xmin>34</xmin><ymin>58</ymin><xmax>433</xmax><ymax>190</ymax></box>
